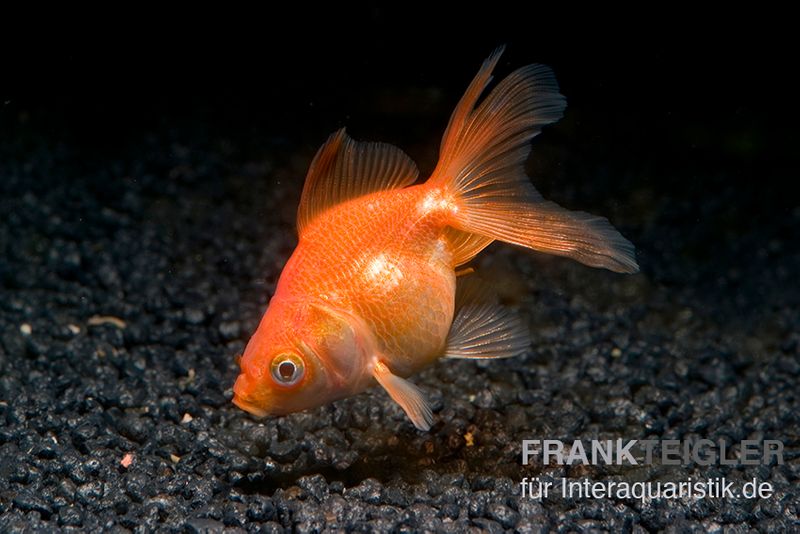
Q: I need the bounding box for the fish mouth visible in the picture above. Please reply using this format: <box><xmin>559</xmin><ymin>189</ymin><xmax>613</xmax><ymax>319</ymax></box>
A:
<box><xmin>232</xmin><ymin>393</ymin><xmax>270</xmax><ymax>418</ymax></box>
<box><xmin>232</xmin><ymin>373</ymin><xmax>270</xmax><ymax>417</ymax></box>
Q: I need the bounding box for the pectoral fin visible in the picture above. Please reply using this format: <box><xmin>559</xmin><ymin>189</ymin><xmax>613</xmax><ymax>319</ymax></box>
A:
<box><xmin>372</xmin><ymin>360</ymin><xmax>433</xmax><ymax>431</ymax></box>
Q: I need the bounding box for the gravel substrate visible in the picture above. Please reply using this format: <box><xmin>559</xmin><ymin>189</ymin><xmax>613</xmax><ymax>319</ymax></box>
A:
<box><xmin>1</xmin><ymin>46</ymin><xmax>798</xmax><ymax>532</ymax></box>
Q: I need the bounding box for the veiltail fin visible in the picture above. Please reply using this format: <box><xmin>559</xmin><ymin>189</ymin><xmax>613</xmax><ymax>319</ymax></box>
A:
<box><xmin>428</xmin><ymin>47</ymin><xmax>638</xmax><ymax>274</ymax></box>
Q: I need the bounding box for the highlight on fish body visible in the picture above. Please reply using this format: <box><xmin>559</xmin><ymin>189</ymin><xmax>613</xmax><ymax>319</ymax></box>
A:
<box><xmin>232</xmin><ymin>46</ymin><xmax>638</xmax><ymax>430</ymax></box>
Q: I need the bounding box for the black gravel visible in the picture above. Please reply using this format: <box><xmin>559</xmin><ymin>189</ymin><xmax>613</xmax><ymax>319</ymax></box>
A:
<box><xmin>1</xmin><ymin>28</ymin><xmax>798</xmax><ymax>532</ymax></box>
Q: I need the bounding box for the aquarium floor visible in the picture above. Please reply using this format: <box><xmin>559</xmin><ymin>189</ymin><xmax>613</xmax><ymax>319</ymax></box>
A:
<box><xmin>1</xmin><ymin>127</ymin><xmax>798</xmax><ymax>532</ymax></box>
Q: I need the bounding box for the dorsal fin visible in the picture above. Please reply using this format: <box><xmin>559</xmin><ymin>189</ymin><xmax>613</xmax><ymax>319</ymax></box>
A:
<box><xmin>297</xmin><ymin>128</ymin><xmax>420</xmax><ymax>235</ymax></box>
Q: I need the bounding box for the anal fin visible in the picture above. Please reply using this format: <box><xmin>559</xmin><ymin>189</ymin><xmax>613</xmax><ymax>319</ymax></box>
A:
<box><xmin>372</xmin><ymin>360</ymin><xmax>433</xmax><ymax>431</ymax></box>
<box><xmin>444</xmin><ymin>279</ymin><xmax>530</xmax><ymax>359</ymax></box>
<box><xmin>443</xmin><ymin>227</ymin><xmax>493</xmax><ymax>267</ymax></box>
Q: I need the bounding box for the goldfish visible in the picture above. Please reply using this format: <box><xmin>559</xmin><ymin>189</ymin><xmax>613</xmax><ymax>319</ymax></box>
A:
<box><xmin>232</xmin><ymin>47</ymin><xmax>638</xmax><ymax>430</ymax></box>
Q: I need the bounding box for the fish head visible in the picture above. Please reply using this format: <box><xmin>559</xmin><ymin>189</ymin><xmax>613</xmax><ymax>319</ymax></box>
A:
<box><xmin>232</xmin><ymin>344</ymin><xmax>315</xmax><ymax>417</ymax></box>
<box><xmin>233</xmin><ymin>299</ymin><xmax>369</xmax><ymax>417</ymax></box>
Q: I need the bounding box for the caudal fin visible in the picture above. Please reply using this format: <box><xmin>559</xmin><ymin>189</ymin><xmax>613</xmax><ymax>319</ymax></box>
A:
<box><xmin>429</xmin><ymin>47</ymin><xmax>638</xmax><ymax>274</ymax></box>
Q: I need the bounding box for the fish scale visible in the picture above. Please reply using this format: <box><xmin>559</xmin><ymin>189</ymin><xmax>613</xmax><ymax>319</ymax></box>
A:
<box><xmin>289</xmin><ymin>185</ymin><xmax>456</xmax><ymax>374</ymax></box>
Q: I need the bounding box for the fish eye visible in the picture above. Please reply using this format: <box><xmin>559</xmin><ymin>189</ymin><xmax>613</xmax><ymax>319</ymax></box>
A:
<box><xmin>270</xmin><ymin>353</ymin><xmax>305</xmax><ymax>386</ymax></box>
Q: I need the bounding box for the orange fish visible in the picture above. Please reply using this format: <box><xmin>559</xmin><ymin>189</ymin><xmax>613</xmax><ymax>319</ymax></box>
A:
<box><xmin>232</xmin><ymin>47</ymin><xmax>638</xmax><ymax>430</ymax></box>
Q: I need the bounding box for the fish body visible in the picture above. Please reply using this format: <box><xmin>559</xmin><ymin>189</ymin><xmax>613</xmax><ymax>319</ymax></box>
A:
<box><xmin>237</xmin><ymin>184</ymin><xmax>457</xmax><ymax>414</ymax></box>
<box><xmin>233</xmin><ymin>48</ymin><xmax>638</xmax><ymax>430</ymax></box>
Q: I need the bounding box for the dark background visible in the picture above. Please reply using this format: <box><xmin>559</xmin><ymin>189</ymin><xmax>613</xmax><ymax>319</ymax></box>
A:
<box><xmin>4</xmin><ymin>16</ymin><xmax>796</xmax><ymax>316</ymax></box>
<box><xmin>3</xmin><ymin>15</ymin><xmax>794</xmax><ymax>170</ymax></box>
<box><xmin>1</xmin><ymin>12</ymin><xmax>798</xmax><ymax>532</ymax></box>
<box><xmin>4</xmin><ymin>14</ymin><xmax>795</xmax><ymax>253</ymax></box>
